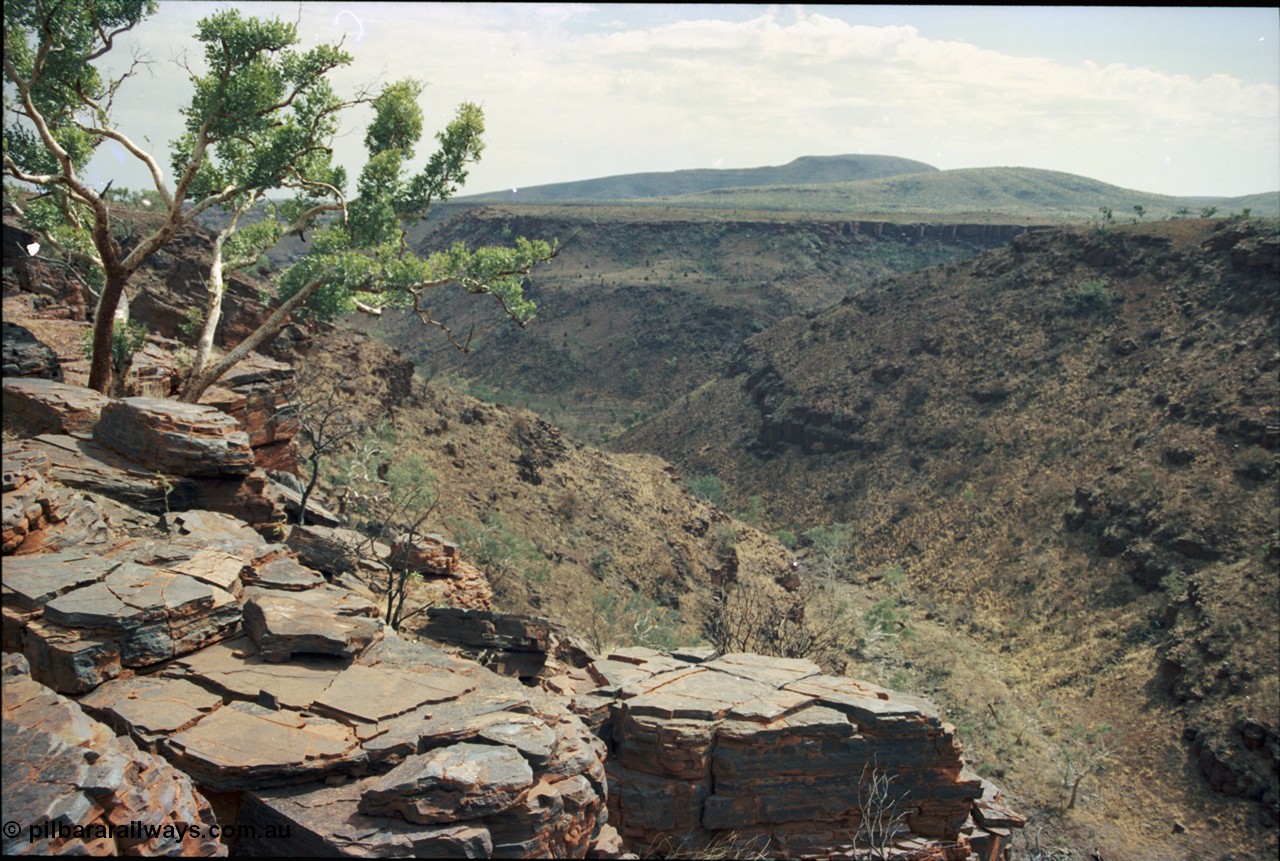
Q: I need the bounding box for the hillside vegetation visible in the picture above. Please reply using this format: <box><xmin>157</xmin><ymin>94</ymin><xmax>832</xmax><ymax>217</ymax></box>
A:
<box><xmin>458</xmin><ymin>153</ymin><xmax>937</xmax><ymax>202</ymax></box>
<box><xmin>657</xmin><ymin>166</ymin><xmax>1279</xmax><ymax>220</ymax></box>
<box><xmin>359</xmin><ymin>205</ymin><xmax>1039</xmax><ymax>442</ymax></box>
<box><xmin>618</xmin><ymin>216</ymin><xmax>1279</xmax><ymax>857</ymax></box>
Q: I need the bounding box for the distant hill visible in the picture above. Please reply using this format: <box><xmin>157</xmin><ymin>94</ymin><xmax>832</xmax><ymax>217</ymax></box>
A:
<box><xmin>458</xmin><ymin>154</ymin><xmax>937</xmax><ymax>203</ymax></box>
<box><xmin>655</xmin><ymin>166</ymin><xmax>1280</xmax><ymax>220</ymax></box>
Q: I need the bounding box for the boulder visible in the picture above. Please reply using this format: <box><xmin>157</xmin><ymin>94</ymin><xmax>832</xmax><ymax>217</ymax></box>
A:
<box><xmin>1</xmin><ymin>320</ymin><xmax>63</xmax><ymax>380</ymax></box>
<box><xmin>2</xmin><ymin>376</ymin><xmax>108</xmax><ymax>435</ymax></box>
<box><xmin>241</xmin><ymin>584</ymin><xmax>382</xmax><ymax>663</ymax></box>
<box><xmin>1</xmin><ymin>653</ymin><xmax>225</xmax><ymax>857</ymax></box>
<box><xmin>94</xmin><ymin>397</ymin><xmax>255</xmax><ymax>478</ymax></box>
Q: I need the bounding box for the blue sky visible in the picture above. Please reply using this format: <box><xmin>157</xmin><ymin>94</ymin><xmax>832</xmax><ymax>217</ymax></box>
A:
<box><xmin>82</xmin><ymin>4</ymin><xmax>1280</xmax><ymax>198</ymax></box>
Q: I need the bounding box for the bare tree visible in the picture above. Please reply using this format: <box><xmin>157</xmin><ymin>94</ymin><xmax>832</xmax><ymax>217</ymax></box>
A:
<box><xmin>273</xmin><ymin>364</ymin><xmax>365</xmax><ymax>526</ymax></box>
<box><xmin>703</xmin><ymin>577</ymin><xmax>852</xmax><ymax>672</ymax></box>
<box><xmin>856</xmin><ymin>762</ymin><xmax>911</xmax><ymax>861</ymax></box>
<box><xmin>1056</xmin><ymin>723</ymin><xmax>1116</xmax><ymax>810</ymax></box>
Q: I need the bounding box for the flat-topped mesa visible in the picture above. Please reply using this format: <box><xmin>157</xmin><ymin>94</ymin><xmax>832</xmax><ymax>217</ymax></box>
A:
<box><xmin>565</xmin><ymin>647</ymin><xmax>1024</xmax><ymax>860</ymax></box>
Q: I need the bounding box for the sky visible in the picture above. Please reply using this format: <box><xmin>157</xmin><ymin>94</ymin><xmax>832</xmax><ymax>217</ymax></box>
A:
<box><xmin>77</xmin><ymin>3</ymin><xmax>1280</xmax><ymax>199</ymax></box>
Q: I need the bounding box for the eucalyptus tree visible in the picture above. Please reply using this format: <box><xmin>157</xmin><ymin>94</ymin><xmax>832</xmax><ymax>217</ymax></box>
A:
<box><xmin>4</xmin><ymin>1</ymin><xmax>554</xmax><ymax>398</ymax></box>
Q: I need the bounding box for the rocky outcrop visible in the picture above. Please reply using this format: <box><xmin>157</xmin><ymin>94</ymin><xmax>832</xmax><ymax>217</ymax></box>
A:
<box><xmin>562</xmin><ymin>647</ymin><xmax>1022</xmax><ymax>858</ymax></box>
<box><xmin>420</xmin><ymin>607</ymin><xmax>595</xmax><ymax>683</ymax></box>
<box><xmin>3</xmin><ymin>377</ymin><xmax>110</xmax><ymax>436</ymax></box>
<box><xmin>4</xmin><ymin>549</ymin><xmax>242</xmax><ymax>694</ymax></box>
<box><xmin>73</xmin><ymin>632</ymin><xmax>615</xmax><ymax>857</ymax></box>
<box><xmin>241</xmin><ymin>584</ymin><xmax>382</xmax><ymax>663</ymax></box>
<box><xmin>6</xmin><ymin>500</ymin><xmax>613</xmax><ymax>856</ymax></box>
<box><xmin>198</xmin><ymin>352</ymin><xmax>298</xmax><ymax>453</ymax></box>
<box><xmin>95</xmin><ymin>397</ymin><xmax>256</xmax><ymax>478</ymax></box>
<box><xmin>288</xmin><ymin>525</ymin><xmax>494</xmax><ymax>612</ymax></box>
<box><xmin>2</xmin><ymin>446</ymin><xmax>109</xmax><ymax>555</ymax></box>
<box><xmin>2</xmin><ymin>652</ymin><xmax>226</xmax><ymax>857</ymax></box>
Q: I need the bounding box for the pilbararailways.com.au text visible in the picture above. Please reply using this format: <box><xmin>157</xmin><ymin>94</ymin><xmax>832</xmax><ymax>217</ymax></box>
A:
<box><xmin>6</xmin><ymin>819</ymin><xmax>291</xmax><ymax>844</ymax></box>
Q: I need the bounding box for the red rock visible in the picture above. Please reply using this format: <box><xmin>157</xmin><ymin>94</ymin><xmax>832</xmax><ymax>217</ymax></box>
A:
<box><xmin>94</xmin><ymin>397</ymin><xmax>255</xmax><ymax>478</ymax></box>
<box><xmin>1</xmin><ymin>653</ymin><xmax>226</xmax><ymax>857</ymax></box>
<box><xmin>2</xmin><ymin>445</ymin><xmax>108</xmax><ymax>554</ymax></box>
<box><xmin>3</xmin><ymin>376</ymin><xmax>109</xmax><ymax>435</ymax></box>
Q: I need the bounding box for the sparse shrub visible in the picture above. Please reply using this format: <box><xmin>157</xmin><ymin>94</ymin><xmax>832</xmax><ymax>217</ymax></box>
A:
<box><xmin>80</xmin><ymin>318</ymin><xmax>148</xmax><ymax>397</ymax></box>
<box><xmin>862</xmin><ymin>599</ymin><xmax>907</xmax><ymax>644</ymax></box>
<box><xmin>553</xmin><ymin>490</ymin><xmax>581</xmax><ymax>521</ymax></box>
<box><xmin>177</xmin><ymin>305</ymin><xmax>205</xmax><ymax>345</ymax></box>
<box><xmin>685</xmin><ymin>473</ymin><xmax>726</xmax><ymax>507</ymax></box>
<box><xmin>711</xmin><ymin>523</ymin><xmax>739</xmax><ymax>555</ymax></box>
<box><xmin>773</xmin><ymin>529</ymin><xmax>798</xmax><ymax>549</ymax></box>
<box><xmin>803</xmin><ymin>522</ymin><xmax>853</xmax><ymax>581</ymax></box>
<box><xmin>704</xmin><ymin>578</ymin><xmax>853</xmax><ymax>672</ymax></box>
<box><xmin>586</xmin><ymin>590</ymin><xmax>682</xmax><ymax>654</ymax></box>
<box><xmin>734</xmin><ymin>494</ymin><xmax>764</xmax><ymax>525</ymax></box>
<box><xmin>882</xmin><ymin>564</ymin><xmax>908</xmax><ymax>597</ymax></box>
<box><xmin>855</xmin><ymin>762</ymin><xmax>911</xmax><ymax>860</ymax></box>
<box><xmin>1234</xmin><ymin>447</ymin><xmax>1274</xmax><ymax>482</ymax></box>
<box><xmin>448</xmin><ymin>511</ymin><xmax>545</xmax><ymax>591</ymax></box>
<box><xmin>589</xmin><ymin>546</ymin><xmax>615</xmax><ymax>578</ymax></box>
<box><xmin>1064</xmin><ymin>278</ymin><xmax>1115</xmax><ymax>316</ymax></box>
<box><xmin>1055</xmin><ymin>723</ymin><xmax>1116</xmax><ymax>809</ymax></box>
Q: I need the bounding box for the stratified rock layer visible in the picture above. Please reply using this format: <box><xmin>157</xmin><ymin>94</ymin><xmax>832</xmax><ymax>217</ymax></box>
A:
<box><xmin>94</xmin><ymin>397</ymin><xmax>255</xmax><ymax>478</ymax></box>
<box><xmin>566</xmin><ymin>647</ymin><xmax>1020</xmax><ymax>859</ymax></box>
<box><xmin>2</xmin><ymin>652</ymin><xmax>225</xmax><ymax>857</ymax></box>
<box><xmin>3</xmin><ymin>376</ymin><xmax>108</xmax><ymax>435</ymax></box>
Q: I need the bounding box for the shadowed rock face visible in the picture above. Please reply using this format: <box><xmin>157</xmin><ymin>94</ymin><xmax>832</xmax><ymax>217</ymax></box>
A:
<box><xmin>2</xmin><ymin>320</ymin><xmax>64</xmax><ymax>380</ymax></box>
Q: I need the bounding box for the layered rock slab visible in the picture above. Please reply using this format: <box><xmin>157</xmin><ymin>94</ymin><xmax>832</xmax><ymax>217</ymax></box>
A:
<box><xmin>1</xmin><ymin>321</ymin><xmax>63</xmax><ymax>380</ymax></box>
<box><xmin>3</xmin><ymin>376</ymin><xmax>108</xmax><ymax>435</ymax></box>
<box><xmin>1</xmin><ymin>653</ymin><xmax>225</xmax><ymax>857</ymax></box>
<box><xmin>241</xmin><ymin>584</ymin><xmax>382</xmax><ymax>662</ymax></box>
<box><xmin>84</xmin><ymin>632</ymin><xmax>613</xmax><ymax>856</ymax></box>
<box><xmin>567</xmin><ymin>648</ymin><xmax>1018</xmax><ymax>859</ymax></box>
<box><xmin>2</xmin><ymin>445</ymin><xmax>108</xmax><ymax>555</ymax></box>
<box><xmin>94</xmin><ymin>397</ymin><xmax>255</xmax><ymax>478</ymax></box>
<box><xmin>12</xmin><ymin>559</ymin><xmax>241</xmax><ymax>694</ymax></box>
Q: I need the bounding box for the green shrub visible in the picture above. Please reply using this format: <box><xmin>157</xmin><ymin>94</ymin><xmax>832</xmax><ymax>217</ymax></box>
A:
<box><xmin>773</xmin><ymin>529</ymin><xmax>798</xmax><ymax>550</ymax></box>
<box><xmin>685</xmin><ymin>473</ymin><xmax>726</xmax><ymax>507</ymax></box>
<box><xmin>1065</xmin><ymin>279</ymin><xmax>1115</xmax><ymax>316</ymax></box>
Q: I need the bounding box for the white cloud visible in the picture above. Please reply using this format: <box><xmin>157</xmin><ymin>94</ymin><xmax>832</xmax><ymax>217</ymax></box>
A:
<box><xmin>82</xmin><ymin>4</ymin><xmax>1279</xmax><ymax>198</ymax></box>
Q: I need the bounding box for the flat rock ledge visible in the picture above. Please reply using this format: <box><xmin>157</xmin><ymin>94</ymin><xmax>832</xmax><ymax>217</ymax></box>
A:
<box><xmin>3</xmin><ymin>376</ymin><xmax>109</xmax><ymax>436</ymax></box>
<box><xmin>79</xmin><ymin>634</ymin><xmax>620</xmax><ymax>857</ymax></box>
<box><xmin>2</xmin><ymin>652</ymin><xmax>225</xmax><ymax>857</ymax></box>
<box><xmin>562</xmin><ymin>647</ymin><xmax>1024</xmax><ymax>860</ymax></box>
<box><xmin>3</xmin><ymin>549</ymin><xmax>242</xmax><ymax>694</ymax></box>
